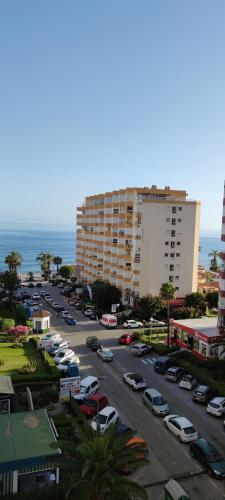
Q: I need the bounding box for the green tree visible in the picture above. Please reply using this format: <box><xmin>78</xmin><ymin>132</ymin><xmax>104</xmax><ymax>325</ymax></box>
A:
<box><xmin>4</xmin><ymin>251</ymin><xmax>23</xmax><ymax>273</ymax></box>
<box><xmin>208</xmin><ymin>250</ymin><xmax>220</xmax><ymax>272</ymax></box>
<box><xmin>36</xmin><ymin>252</ymin><xmax>54</xmax><ymax>280</ymax></box>
<box><xmin>0</xmin><ymin>271</ymin><xmax>20</xmax><ymax>306</ymax></box>
<box><xmin>59</xmin><ymin>265</ymin><xmax>74</xmax><ymax>281</ymax></box>
<box><xmin>53</xmin><ymin>256</ymin><xmax>63</xmax><ymax>274</ymax></box>
<box><xmin>185</xmin><ymin>292</ymin><xmax>206</xmax><ymax>314</ymax></box>
<box><xmin>27</xmin><ymin>271</ymin><xmax>34</xmax><ymax>282</ymax></box>
<box><xmin>160</xmin><ymin>282</ymin><xmax>176</xmax><ymax>347</ymax></box>
<box><xmin>135</xmin><ymin>294</ymin><xmax>163</xmax><ymax>320</ymax></box>
<box><xmin>92</xmin><ymin>281</ymin><xmax>121</xmax><ymax>311</ymax></box>
<box><xmin>56</xmin><ymin>421</ymin><xmax>149</xmax><ymax>500</ymax></box>
<box><xmin>205</xmin><ymin>291</ymin><xmax>218</xmax><ymax>309</ymax></box>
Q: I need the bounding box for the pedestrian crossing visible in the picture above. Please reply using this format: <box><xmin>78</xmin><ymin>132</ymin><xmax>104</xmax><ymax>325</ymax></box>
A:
<box><xmin>140</xmin><ymin>357</ymin><xmax>156</xmax><ymax>365</ymax></box>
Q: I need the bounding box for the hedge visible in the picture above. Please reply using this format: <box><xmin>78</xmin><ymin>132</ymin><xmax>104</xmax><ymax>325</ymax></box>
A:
<box><xmin>0</xmin><ymin>318</ymin><xmax>15</xmax><ymax>331</ymax></box>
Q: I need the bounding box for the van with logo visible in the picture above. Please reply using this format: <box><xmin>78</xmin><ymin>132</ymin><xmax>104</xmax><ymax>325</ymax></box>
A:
<box><xmin>100</xmin><ymin>314</ymin><xmax>117</xmax><ymax>329</ymax></box>
<box><xmin>72</xmin><ymin>376</ymin><xmax>100</xmax><ymax>403</ymax></box>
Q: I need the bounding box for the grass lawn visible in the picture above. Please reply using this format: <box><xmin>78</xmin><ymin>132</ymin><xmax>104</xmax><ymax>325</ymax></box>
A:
<box><xmin>0</xmin><ymin>342</ymin><xmax>50</xmax><ymax>381</ymax></box>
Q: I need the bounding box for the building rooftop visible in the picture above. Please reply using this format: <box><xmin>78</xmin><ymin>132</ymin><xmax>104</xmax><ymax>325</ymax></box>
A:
<box><xmin>0</xmin><ymin>375</ymin><xmax>14</xmax><ymax>395</ymax></box>
<box><xmin>0</xmin><ymin>409</ymin><xmax>60</xmax><ymax>472</ymax></box>
<box><xmin>171</xmin><ymin>317</ymin><xmax>220</xmax><ymax>338</ymax></box>
<box><xmin>32</xmin><ymin>310</ymin><xmax>50</xmax><ymax>318</ymax></box>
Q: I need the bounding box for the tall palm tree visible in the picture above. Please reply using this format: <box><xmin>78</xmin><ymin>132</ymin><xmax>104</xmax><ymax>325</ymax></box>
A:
<box><xmin>160</xmin><ymin>282</ymin><xmax>176</xmax><ymax>347</ymax></box>
<box><xmin>208</xmin><ymin>250</ymin><xmax>220</xmax><ymax>272</ymax></box>
<box><xmin>4</xmin><ymin>250</ymin><xmax>23</xmax><ymax>273</ymax></box>
<box><xmin>53</xmin><ymin>256</ymin><xmax>62</xmax><ymax>274</ymax></box>
<box><xmin>55</xmin><ymin>421</ymin><xmax>149</xmax><ymax>500</ymax></box>
<box><xmin>36</xmin><ymin>252</ymin><xmax>54</xmax><ymax>280</ymax></box>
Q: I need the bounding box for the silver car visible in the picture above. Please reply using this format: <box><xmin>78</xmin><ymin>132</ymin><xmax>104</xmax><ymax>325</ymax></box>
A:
<box><xmin>143</xmin><ymin>388</ymin><xmax>169</xmax><ymax>416</ymax></box>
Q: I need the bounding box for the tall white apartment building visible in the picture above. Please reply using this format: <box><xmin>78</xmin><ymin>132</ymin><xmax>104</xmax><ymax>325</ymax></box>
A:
<box><xmin>76</xmin><ymin>186</ymin><xmax>200</xmax><ymax>300</ymax></box>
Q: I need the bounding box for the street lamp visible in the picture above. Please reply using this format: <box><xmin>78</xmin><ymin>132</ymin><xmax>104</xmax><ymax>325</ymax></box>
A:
<box><xmin>149</xmin><ymin>317</ymin><xmax>154</xmax><ymax>343</ymax></box>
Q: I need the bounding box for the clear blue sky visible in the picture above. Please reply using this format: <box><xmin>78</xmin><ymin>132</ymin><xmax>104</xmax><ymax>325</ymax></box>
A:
<box><xmin>0</xmin><ymin>0</ymin><xmax>225</xmax><ymax>231</ymax></box>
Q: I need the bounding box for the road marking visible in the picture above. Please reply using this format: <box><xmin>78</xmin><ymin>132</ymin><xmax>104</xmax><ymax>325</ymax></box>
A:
<box><xmin>146</xmin><ymin>358</ymin><xmax>153</xmax><ymax>364</ymax></box>
<box><xmin>209</xmin><ymin>479</ymin><xmax>217</xmax><ymax>488</ymax></box>
<box><xmin>141</xmin><ymin>360</ymin><xmax>148</xmax><ymax>365</ymax></box>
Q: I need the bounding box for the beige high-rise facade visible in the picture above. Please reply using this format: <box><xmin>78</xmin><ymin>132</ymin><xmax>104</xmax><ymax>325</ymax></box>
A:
<box><xmin>76</xmin><ymin>186</ymin><xmax>200</xmax><ymax>300</ymax></box>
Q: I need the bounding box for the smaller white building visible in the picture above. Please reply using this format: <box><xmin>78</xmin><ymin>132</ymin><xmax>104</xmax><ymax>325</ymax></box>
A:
<box><xmin>32</xmin><ymin>310</ymin><xmax>51</xmax><ymax>333</ymax></box>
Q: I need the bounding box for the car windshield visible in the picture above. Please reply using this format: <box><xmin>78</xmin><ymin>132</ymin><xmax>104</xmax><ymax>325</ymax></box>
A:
<box><xmin>184</xmin><ymin>426</ymin><xmax>196</xmax><ymax>434</ymax></box>
<box><xmin>95</xmin><ymin>414</ymin><xmax>107</xmax><ymax>424</ymax></box>
<box><xmin>209</xmin><ymin>402</ymin><xmax>220</xmax><ymax>408</ymax></box>
<box><xmin>152</xmin><ymin>396</ymin><xmax>166</xmax><ymax>406</ymax></box>
<box><xmin>58</xmin><ymin>351</ymin><xmax>67</xmax><ymax>357</ymax></box>
<box><xmin>133</xmin><ymin>376</ymin><xmax>143</xmax><ymax>383</ymax></box>
<box><xmin>85</xmin><ymin>399</ymin><xmax>97</xmax><ymax>407</ymax></box>
<box><xmin>80</xmin><ymin>385</ymin><xmax>87</xmax><ymax>394</ymax></box>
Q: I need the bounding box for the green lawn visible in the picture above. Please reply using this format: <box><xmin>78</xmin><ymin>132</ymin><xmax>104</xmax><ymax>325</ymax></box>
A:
<box><xmin>0</xmin><ymin>342</ymin><xmax>50</xmax><ymax>381</ymax></box>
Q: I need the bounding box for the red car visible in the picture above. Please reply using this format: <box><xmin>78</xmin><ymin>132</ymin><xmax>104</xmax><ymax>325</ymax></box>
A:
<box><xmin>119</xmin><ymin>333</ymin><xmax>135</xmax><ymax>345</ymax></box>
<box><xmin>80</xmin><ymin>393</ymin><xmax>109</xmax><ymax>418</ymax></box>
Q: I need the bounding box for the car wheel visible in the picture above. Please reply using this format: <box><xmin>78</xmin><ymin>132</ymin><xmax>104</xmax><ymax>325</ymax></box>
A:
<box><xmin>163</xmin><ymin>421</ymin><xmax>168</xmax><ymax>429</ymax></box>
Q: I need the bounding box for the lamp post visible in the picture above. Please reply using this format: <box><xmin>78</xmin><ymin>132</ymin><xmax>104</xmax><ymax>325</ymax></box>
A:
<box><xmin>149</xmin><ymin>317</ymin><xmax>154</xmax><ymax>343</ymax></box>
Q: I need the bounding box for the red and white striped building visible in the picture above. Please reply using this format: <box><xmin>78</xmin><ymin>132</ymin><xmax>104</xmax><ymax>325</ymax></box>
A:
<box><xmin>218</xmin><ymin>181</ymin><xmax>225</xmax><ymax>334</ymax></box>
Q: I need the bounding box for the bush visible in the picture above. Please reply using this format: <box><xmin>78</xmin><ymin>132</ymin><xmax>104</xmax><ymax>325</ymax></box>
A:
<box><xmin>0</xmin><ymin>333</ymin><xmax>13</xmax><ymax>342</ymax></box>
<box><xmin>150</xmin><ymin>343</ymin><xmax>180</xmax><ymax>355</ymax></box>
<box><xmin>0</xmin><ymin>318</ymin><xmax>15</xmax><ymax>331</ymax></box>
<box><xmin>29</xmin><ymin>336</ymin><xmax>39</xmax><ymax>349</ymax></box>
<box><xmin>39</xmin><ymin>349</ymin><xmax>60</xmax><ymax>378</ymax></box>
<box><xmin>18</xmin><ymin>361</ymin><xmax>37</xmax><ymax>374</ymax></box>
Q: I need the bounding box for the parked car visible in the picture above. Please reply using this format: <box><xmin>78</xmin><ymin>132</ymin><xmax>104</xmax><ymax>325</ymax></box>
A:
<box><xmin>119</xmin><ymin>333</ymin><xmax>134</xmax><ymax>345</ymax></box>
<box><xmin>46</xmin><ymin>340</ymin><xmax>70</xmax><ymax>356</ymax></box>
<box><xmin>97</xmin><ymin>348</ymin><xmax>114</xmax><ymax>362</ymax></box>
<box><xmin>57</xmin><ymin>357</ymin><xmax>79</xmax><ymax>373</ymax></box>
<box><xmin>36</xmin><ymin>282</ymin><xmax>42</xmax><ymax>287</ymax></box>
<box><xmin>165</xmin><ymin>367</ymin><xmax>186</xmax><ymax>383</ymax></box>
<box><xmin>206</xmin><ymin>397</ymin><xmax>225</xmax><ymax>417</ymax></box>
<box><xmin>154</xmin><ymin>356</ymin><xmax>174</xmax><ymax>374</ymax></box>
<box><xmin>65</xmin><ymin>317</ymin><xmax>76</xmax><ymax>325</ymax></box>
<box><xmin>123</xmin><ymin>373</ymin><xmax>147</xmax><ymax>391</ymax></box>
<box><xmin>57</xmin><ymin>283</ymin><xmax>64</xmax><ymax>288</ymax></box>
<box><xmin>53</xmin><ymin>349</ymin><xmax>77</xmax><ymax>365</ymax></box>
<box><xmin>52</xmin><ymin>302</ymin><xmax>60</xmax><ymax>308</ymax></box>
<box><xmin>192</xmin><ymin>385</ymin><xmax>217</xmax><ymax>404</ymax></box>
<box><xmin>179</xmin><ymin>374</ymin><xmax>197</xmax><ymax>391</ymax></box>
<box><xmin>190</xmin><ymin>438</ymin><xmax>225</xmax><ymax>478</ymax></box>
<box><xmin>60</xmin><ymin>311</ymin><xmax>70</xmax><ymax>318</ymax></box>
<box><xmin>100</xmin><ymin>314</ymin><xmax>117</xmax><ymax>328</ymax></box>
<box><xmin>143</xmin><ymin>388</ymin><xmax>169</xmax><ymax>416</ymax></box>
<box><xmin>32</xmin><ymin>293</ymin><xmax>41</xmax><ymax>300</ymax></box>
<box><xmin>80</xmin><ymin>393</ymin><xmax>109</xmax><ymax>418</ymax></box>
<box><xmin>39</xmin><ymin>333</ymin><xmax>62</xmax><ymax>347</ymax></box>
<box><xmin>86</xmin><ymin>336</ymin><xmax>103</xmax><ymax>351</ymax></box>
<box><xmin>84</xmin><ymin>308</ymin><xmax>93</xmax><ymax>317</ymax></box>
<box><xmin>89</xmin><ymin>312</ymin><xmax>98</xmax><ymax>320</ymax></box>
<box><xmin>123</xmin><ymin>320</ymin><xmax>143</xmax><ymax>329</ymax></box>
<box><xmin>73</xmin><ymin>376</ymin><xmax>100</xmax><ymax>403</ymax></box>
<box><xmin>27</xmin><ymin>282</ymin><xmax>34</xmax><ymax>288</ymax></box>
<box><xmin>91</xmin><ymin>406</ymin><xmax>119</xmax><ymax>434</ymax></box>
<box><xmin>131</xmin><ymin>343</ymin><xmax>152</xmax><ymax>356</ymax></box>
<box><xmin>115</xmin><ymin>423</ymin><xmax>132</xmax><ymax>436</ymax></box>
<box><xmin>164</xmin><ymin>415</ymin><xmax>198</xmax><ymax>442</ymax></box>
<box><xmin>55</xmin><ymin>306</ymin><xmax>65</xmax><ymax>313</ymax></box>
<box><xmin>143</xmin><ymin>319</ymin><xmax>165</xmax><ymax>327</ymax></box>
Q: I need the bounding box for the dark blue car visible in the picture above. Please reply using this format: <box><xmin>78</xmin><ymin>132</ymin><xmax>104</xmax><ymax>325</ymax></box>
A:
<box><xmin>65</xmin><ymin>317</ymin><xmax>76</xmax><ymax>325</ymax></box>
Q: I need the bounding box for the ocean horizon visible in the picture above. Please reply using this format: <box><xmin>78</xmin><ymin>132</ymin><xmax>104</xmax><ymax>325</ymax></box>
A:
<box><xmin>0</xmin><ymin>225</ymin><xmax>223</xmax><ymax>274</ymax></box>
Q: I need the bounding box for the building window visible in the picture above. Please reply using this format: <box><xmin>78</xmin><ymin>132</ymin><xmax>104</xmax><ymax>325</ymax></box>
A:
<box><xmin>176</xmin><ymin>253</ymin><xmax>180</xmax><ymax>257</ymax></box>
<box><xmin>169</xmin><ymin>265</ymin><xmax>174</xmax><ymax>271</ymax></box>
<box><xmin>175</xmin><ymin>286</ymin><xmax>179</xmax><ymax>291</ymax></box>
<box><xmin>171</xmin><ymin>230</ymin><xmax>176</xmax><ymax>237</ymax></box>
<box><xmin>177</xmin><ymin>241</ymin><xmax>181</xmax><ymax>246</ymax></box>
<box><xmin>165</xmin><ymin>241</ymin><xmax>169</xmax><ymax>245</ymax></box>
<box><xmin>112</xmin><ymin>239</ymin><xmax>118</xmax><ymax>244</ymax></box>
<box><xmin>170</xmin><ymin>253</ymin><xmax>174</xmax><ymax>258</ymax></box>
<box><xmin>169</xmin><ymin>276</ymin><xmax>174</xmax><ymax>282</ymax></box>
<box><xmin>178</xmin><ymin>207</ymin><xmax>182</xmax><ymax>211</ymax></box>
<box><xmin>200</xmin><ymin>343</ymin><xmax>207</xmax><ymax>356</ymax></box>
<box><xmin>164</xmin><ymin>253</ymin><xmax>168</xmax><ymax>257</ymax></box>
<box><xmin>126</xmin><ymin>263</ymin><xmax>131</xmax><ymax>268</ymax></box>
<box><xmin>178</xmin><ymin>218</ymin><xmax>182</xmax><ymax>222</ymax></box>
<box><xmin>127</xmin><ymin>206</ymin><xmax>133</xmax><ymax>212</ymax></box>
<box><xmin>175</xmin><ymin>275</ymin><xmax>179</xmax><ymax>280</ymax></box>
<box><xmin>171</xmin><ymin>241</ymin><xmax>175</xmax><ymax>248</ymax></box>
<box><xmin>172</xmin><ymin>206</ymin><xmax>177</xmax><ymax>213</ymax></box>
<box><xmin>172</xmin><ymin>218</ymin><xmax>176</xmax><ymax>225</ymax></box>
<box><xmin>166</xmin><ymin>218</ymin><xmax>170</xmax><ymax>222</ymax></box>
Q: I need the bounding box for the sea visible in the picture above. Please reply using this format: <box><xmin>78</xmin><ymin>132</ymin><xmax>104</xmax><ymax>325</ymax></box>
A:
<box><xmin>0</xmin><ymin>227</ymin><xmax>224</xmax><ymax>274</ymax></box>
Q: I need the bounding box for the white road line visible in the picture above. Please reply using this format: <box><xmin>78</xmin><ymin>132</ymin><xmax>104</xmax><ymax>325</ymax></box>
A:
<box><xmin>146</xmin><ymin>358</ymin><xmax>153</xmax><ymax>364</ymax></box>
<box><xmin>141</xmin><ymin>360</ymin><xmax>148</xmax><ymax>365</ymax></box>
<box><xmin>209</xmin><ymin>479</ymin><xmax>217</xmax><ymax>488</ymax></box>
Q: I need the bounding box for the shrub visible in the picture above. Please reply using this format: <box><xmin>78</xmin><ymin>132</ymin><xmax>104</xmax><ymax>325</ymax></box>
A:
<box><xmin>18</xmin><ymin>361</ymin><xmax>37</xmax><ymax>374</ymax></box>
<box><xmin>0</xmin><ymin>318</ymin><xmax>15</xmax><ymax>331</ymax></box>
<box><xmin>39</xmin><ymin>349</ymin><xmax>60</xmax><ymax>378</ymax></box>
<box><xmin>0</xmin><ymin>333</ymin><xmax>13</xmax><ymax>342</ymax></box>
<box><xmin>29</xmin><ymin>336</ymin><xmax>40</xmax><ymax>349</ymax></box>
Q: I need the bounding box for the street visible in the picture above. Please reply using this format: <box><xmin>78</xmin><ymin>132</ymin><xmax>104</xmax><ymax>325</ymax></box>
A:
<box><xmin>37</xmin><ymin>283</ymin><xmax>225</xmax><ymax>499</ymax></box>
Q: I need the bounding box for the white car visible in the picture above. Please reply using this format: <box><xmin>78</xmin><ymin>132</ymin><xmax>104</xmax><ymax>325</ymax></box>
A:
<box><xmin>123</xmin><ymin>320</ymin><xmax>143</xmax><ymax>329</ymax></box>
<box><xmin>53</xmin><ymin>349</ymin><xmax>76</xmax><ymax>365</ymax></box>
<box><xmin>179</xmin><ymin>374</ymin><xmax>197</xmax><ymax>391</ymax></box>
<box><xmin>91</xmin><ymin>406</ymin><xmax>119</xmax><ymax>434</ymax></box>
<box><xmin>123</xmin><ymin>372</ymin><xmax>147</xmax><ymax>390</ymax></box>
<box><xmin>57</xmin><ymin>283</ymin><xmax>64</xmax><ymax>288</ymax></box>
<box><xmin>207</xmin><ymin>397</ymin><xmax>225</xmax><ymax>417</ymax></box>
<box><xmin>60</xmin><ymin>310</ymin><xmax>70</xmax><ymax>318</ymax></box>
<box><xmin>57</xmin><ymin>356</ymin><xmax>80</xmax><ymax>373</ymax></box>
<box><xmin>97</xmin><ymin>348</ymin><xmax>114</xmax><ymax>362</ymax></box>
<box><xmin>32</xmin><ymin>293</ymin><xmax>41</xmax><ymax>300</ymax></box>
<box><xmin>163</xmin><ymin>415</ymin><xmax>198</xmax><ymax>442</ymax></box>
<box><xmin>39</xmin><ymin>333</ymin><xmax>62</xmax><ymax>347</ymax></box>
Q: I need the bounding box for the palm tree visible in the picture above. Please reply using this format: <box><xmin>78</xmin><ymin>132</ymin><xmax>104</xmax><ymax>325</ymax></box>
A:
<box><xmin>36</xmin><ymin>252</ymin><xmax>54</xmax><ymax>280</ymax></box>
<box><xmin>53</xmin><ymin>256</ymin><xmax>62</xmax><ymax>274</ymax></box>
<box><xmin>4</xmin><ymin>251</ymin><xmax>23</xmax><ymax>273</ymax></box>
<box><xmin>160</xmin><ymin>282</ymin><xmax>176</xmax><ymax>347</ymax></box>
<box><xmin>55</xmin><ymin>421</ymin><xmax>149</xmax><ymax>500</ymax></box>
<box><xmin>208</xmin><ymin>250</ymin><xmax>220</xmax><ymax>272</ymax></box>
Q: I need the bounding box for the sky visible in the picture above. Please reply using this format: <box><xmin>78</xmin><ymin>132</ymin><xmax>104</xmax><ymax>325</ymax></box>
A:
<box><xmin>0</xmin><ymin>0</ymin><xmax>225</xmax><ymax>232</ymax></box>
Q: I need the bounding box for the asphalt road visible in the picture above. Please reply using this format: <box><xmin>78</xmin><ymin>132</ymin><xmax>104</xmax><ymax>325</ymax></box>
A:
<box><xmin>31</xmin><ymin>283</ymin><xmax>225</xmax><ymax>500</ymax></box>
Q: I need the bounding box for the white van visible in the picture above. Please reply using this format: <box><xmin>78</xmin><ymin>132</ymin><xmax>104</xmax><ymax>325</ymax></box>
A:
<box><xmin>72</xmin><ymin>376</ymin><xmax>100</xmax><ymax>403</ymax></box>
<box><xmin>100</xmin><ymin>314</ymin><xmax>117</xmax><ymax>329</ymax></box>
